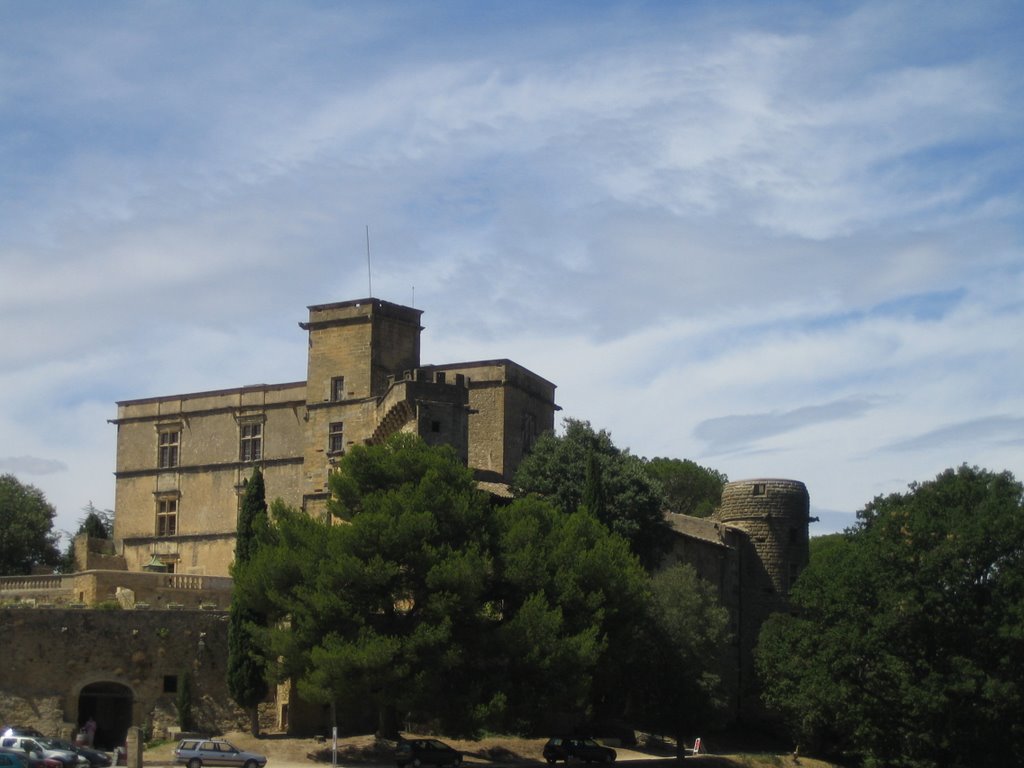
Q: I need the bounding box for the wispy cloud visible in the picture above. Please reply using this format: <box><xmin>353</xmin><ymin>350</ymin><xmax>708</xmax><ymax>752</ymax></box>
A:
<box><xmin>883</xmin><ymin>416</ymin><xmax>1024</xmax><ymax>453</ymax></box>
<box><xmin>695</xmin><ymin>398</ymin><xmax>880</xmax><ymax>455</ymax></box>
<box><xmin>0</xmin><ymin>456</ymin><xmax>68</xmax><ymax>475</ymax></box>
<box><xmin>0</xmin><ymin>1</ymin><xmax>1022</xmax><ymax>535</ymax></box>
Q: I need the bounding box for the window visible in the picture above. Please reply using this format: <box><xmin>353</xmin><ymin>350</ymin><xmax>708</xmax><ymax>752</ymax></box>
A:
<box><xmin>163</xmin><ymin>675</ymin><xmax>178</xmax><ymax>693</ymax></box>
<box><xmin>331</xmin><ymin>376</ymin><xmax>346</xmax><ymax>401</ymax></box>
<box><xmin>157</xmin><ymin>498</ymin><xmax>177</xmax><ymax>536</ymax></box>
<box><xmin>752</xmin><ymin>482</ymin><xmax>767</xmax><ymax>496</ymax></box>
<box><xmin>158</xmin><ymin>429</ymin><xmax>179</xmax><ymax>468</ymax></box>
<box><xmin>521</xmin><ymin>412</ymin><xmax>538</xmax><ymax>452</ymax></box>
<box><xmin>240</xmin><ymin>422</ymin><xmax>262</xmax><ymax>462</ymax></box>
<box><xmin>328</xmin><ymin>422</ymin><xmax>344</xmax><ymax>454</ymax></box>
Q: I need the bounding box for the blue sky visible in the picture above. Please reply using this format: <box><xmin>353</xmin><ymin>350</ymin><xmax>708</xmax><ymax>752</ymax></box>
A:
<box><xmin>1</xmin><ymin>1</ymin><xmax>1022</xmax><ymax>539</ymax></box>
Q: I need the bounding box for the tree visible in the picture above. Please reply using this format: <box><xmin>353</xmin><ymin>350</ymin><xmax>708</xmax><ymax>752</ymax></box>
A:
<box><xmin>643</xmin><ymin>457</ymin><xmax>727</xmax><ymax>518</ymax></box>
<box><xmin>756</xmin><ymin>466</ymin><xmax>1024</xmax><ymax>767</ymax></box>
<box><xmin>512</xmin><ymin>419</ymin><xmax>671</xmax><ymax>569</ymax></box>
<box><xmin>233</xmin><ymin>434</ymin><xmax>663</xmax><ymax>737</ymax></box>
<box><xmin>487</xmin><ymin>497</ymin><xmax>650</xmax><ymax>732</ymax></box>
<box><xmin>176</xmin><ymin>668</ymin><xmax>194</xmax><ymax>731</ymax></box>
<box><xmin>60</xmin><ymin>502</ymin><xmax>114</xmax><ymax>573</ymax></box>
<box><xmin>0</xmin><ymin>474</ymin><xmax>61</xmax><ymax>576</ymax></box>
<box><xmin>628</xmin><ymin>564</ymin><xmax>731</xmax><ymax>755</ymax></box>
<box><xmin>235</xmin><ymin>435</ymin><xmax>495</xmax><ymax>738</ymax></box>
<box><xmin>228</xmin><ymin>467</ymin><xmax>270</xmax><ymax>736</ymax></box>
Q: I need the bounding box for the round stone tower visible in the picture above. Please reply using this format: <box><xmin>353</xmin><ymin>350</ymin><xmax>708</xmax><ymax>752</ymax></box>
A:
<box><xmin>714</xmin><ymin>478</ymin><xmax>810</xmax><ymax>718</ymax></box>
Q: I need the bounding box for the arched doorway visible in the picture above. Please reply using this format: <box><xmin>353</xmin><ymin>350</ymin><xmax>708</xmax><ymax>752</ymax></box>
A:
<box><xmin>77</xmin><ymin>682</ymin><xmax>133</xmax><ymax>750</ymax></box>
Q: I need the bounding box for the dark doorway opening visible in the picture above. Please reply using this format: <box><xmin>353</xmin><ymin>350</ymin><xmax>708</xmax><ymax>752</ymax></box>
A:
<box><xmin>77</xmin><ymin>682</ymin><xmax>133</xmax><ymax>750</ymax></box>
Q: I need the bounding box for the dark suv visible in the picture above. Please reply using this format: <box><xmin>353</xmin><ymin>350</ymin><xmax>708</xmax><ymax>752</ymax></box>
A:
<box><xmin>394</xmin><ymin>739</ymin><xmax>461</xmax><ymax>768</ymax></box>
<box><xmin>542</xmin><ymin>738</ymin><xmax>616</xmax><ymax>764</ymax></box>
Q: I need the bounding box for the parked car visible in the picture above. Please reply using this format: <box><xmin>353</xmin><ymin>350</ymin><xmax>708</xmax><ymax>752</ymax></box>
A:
<box><xmin>0</xmin><ymin>731</ymin><xmax>43</xmax><ymax>740</ymax></box>
<box><xmin>542</xmin><ymin>738</ymin><xmax>616</xmax><ymax>764</ymax></box>
<box><xmin>0</xmin><ymin>748</ymin><xmax>30</xmax><ymax>768</ymax></box>
<box><xmin>45</xmin><ymin>741</ymin><xmax>110</xmax><ymax>768</ymax></box>
<box><xmin>173</xmin><ymin>740</ymin><xmax>267</xmax><ymax>768</ymax></box>
<box><xmin>394</xmin><ymin>739</ymin><xmax>462</xmax><ymax>768</ymax></box>
<box><xmin>0</xmin><ymin>738</ymin><xmax>87</xmax><ymax>768</ymax></box>
<box><xmin>1</xmin><ymin>745</ymin><xmax>62</xmax><ymax>768</ymax></box>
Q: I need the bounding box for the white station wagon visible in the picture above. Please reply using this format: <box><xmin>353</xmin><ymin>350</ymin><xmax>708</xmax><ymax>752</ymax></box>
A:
<box><xmin>173</xmin><ymin>740</ymin><xmax>267</xmax><ymax>768</ymax></box>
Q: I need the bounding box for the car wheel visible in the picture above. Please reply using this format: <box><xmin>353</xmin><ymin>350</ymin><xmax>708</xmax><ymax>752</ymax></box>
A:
<box><xmin>188</xmin><ymin>760</ymin><xmax>202</xmax><ymax>768</ymax></box>
<box><xmin>244</xmin><ymin>761</ymin><xmax>258</xmax><ymax>768</ymax></box>
<box><xmin>604</xmin><ymin>755</ymin><xmax>613</xmax><ymax>764</ymax></box>
<box><xmin>412</xmin><ymin>759</ymin><xmax>421</xmax><ymax>767</ymax></box>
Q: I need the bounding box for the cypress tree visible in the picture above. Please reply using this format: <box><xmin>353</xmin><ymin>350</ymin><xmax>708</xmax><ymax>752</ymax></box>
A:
<box><xmin>176</xmin><ymin>668</ymin><xmax>194</xmax><ymax>731</ymax></box>
<box><xmin>228</xmin><ymin>467</ymin><xmax>269</xmax><ymax>735</ymax></box>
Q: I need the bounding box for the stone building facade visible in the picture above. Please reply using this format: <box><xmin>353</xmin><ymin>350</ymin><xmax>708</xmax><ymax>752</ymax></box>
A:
<box><xmin>110</xmin><ymin>298</ymin><xmax>558</xmax><ymax>578</ymax></box>
<box><xmin>0</xmin><ymin>296</ymin><xmax>812</xmax><ymax>740</ymax></box>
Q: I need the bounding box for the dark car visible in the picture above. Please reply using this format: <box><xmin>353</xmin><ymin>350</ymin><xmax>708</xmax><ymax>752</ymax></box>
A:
<box><xmin>0</xmin><ymin>738</ymin><xmax>86</xmax><ymax>768</ymax></box>
<box><xmin>0</xmin><ymin>753</ymin><xmax>59</xmax><ymax>768</ymax></box>
<box><xmin>46</xmin><ymin>741</ymin><xmax>110</xmax><ymax>768</ymax></box>
<box><xmin>0</xmin><ymin>748</ymin><xmax>30</xmax><ymax>768</ymax></box>
<box><xmin>542</xmin><ymin>738</ymin><xmax>615</xmax><ymax>765</ymax></box>
<box><xmin>0</xmin><ymin>745</ymin><xmax>62</xmax><ymax>768</ymax></box>
<box><xmin>394</xmin><ymin>739</ymin><xmax>462</xmax><ymax>768</ymax></box>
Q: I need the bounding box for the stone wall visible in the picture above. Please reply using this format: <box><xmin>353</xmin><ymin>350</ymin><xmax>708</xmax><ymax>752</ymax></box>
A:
<box><xmin>0</xmin><ymin>608</ymin><xmax>246</xmax><ymax>745</ymax></box>
<box><xmin>714</xmin><ymin>478</ymin><xmax>810</xmax><ymax>717</ymax></box>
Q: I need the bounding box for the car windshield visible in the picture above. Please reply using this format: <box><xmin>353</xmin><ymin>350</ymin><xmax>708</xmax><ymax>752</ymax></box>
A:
<box><xmin>427</xmin><ymin>742</ymin><xmax>448</xmax><ymax>750</ymax></box>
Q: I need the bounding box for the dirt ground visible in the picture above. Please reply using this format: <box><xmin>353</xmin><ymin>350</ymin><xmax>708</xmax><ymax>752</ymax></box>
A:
<box><xmin>144</xmin><ymin>732</ymin><xmax>839</xmax><ymax>768</ymax></box>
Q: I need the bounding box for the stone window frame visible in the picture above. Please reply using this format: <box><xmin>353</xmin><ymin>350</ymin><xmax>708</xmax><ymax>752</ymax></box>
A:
<box><xmin>238</xmin><ymin>417</ymin><xmax>264</xmax><ymax>463</ymax></box>
<box><xmin>156</xmin><ymin>423</ymin><xmax>182</xmax><ymax>469</ymax></box>
<box><xmin>752</xmin><ymin>482</ymin><xmax>767</xmax><ymax>496</ymax></box>
<box><xmin>328</xmin><ymin>421</ymin><xmax>345</xmax><ymax>455</ymax></box>
<box><xmin>330</xmin><ymin>375</ymin><xmax>346</xmax><ymax>402</ymax></box>
<box><xmin>155</xmin><ymin>491</ymin><xmax>180</xmax><ymax>537</ymax></box>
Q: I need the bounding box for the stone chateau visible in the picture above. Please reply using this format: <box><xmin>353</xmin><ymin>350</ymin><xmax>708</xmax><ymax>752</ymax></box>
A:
<box><xmin>110</xmin><ymin>298</ymin><xmax>557</xmax><ymax>578</ymax></box>
<box><xmin>0</xmin><ymin>296</ymin><xmax>810</xmax><ymax>745</ymax></box>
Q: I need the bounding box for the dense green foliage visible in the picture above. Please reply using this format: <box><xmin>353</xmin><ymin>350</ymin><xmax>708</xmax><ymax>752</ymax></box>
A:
<box><xmin>489</xmin><ymin>496</ymin><xmax>651</xmax><ymax>732</ymax></box>
<box><xmin>643</xmin><ymin>457</ymin><xmax>727</xmax><ymax>518</ymax></box>
<box><xmin>228</xmin><ymin>467</ymin><xmax>270</xmax><ymax>734</ymax></box>
<box><xmin>233</xmin><ymin>434</ymin><xmax>728</xmax><ymax>738</ymax></box>
<box><xmin>512</xmin><ymin>419</ymin><xmax>670</xmax><ymax>569</ymax></box>
<box><xmin>629</xmin><ymin>563</ymin><xmax>731</xmax><ymax>748</ymax></box>
<box><xmin>756</xmin><ymin>465</ymin><xmax>1024</xmax><ymax>768</ymax></box>
<box><xmin>0</xmin><ymin>473</ymin><xmax>61</xmax><ymax>576</ymax></box>
<box><xmin>236</xmin><ymin>436</ymin><xmax>495</xmax><ymax>737</ymax></box>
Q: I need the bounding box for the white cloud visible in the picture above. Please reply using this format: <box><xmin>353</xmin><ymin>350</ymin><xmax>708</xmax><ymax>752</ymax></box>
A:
<box><xmin>1</xmin><ymin>0</ymin><xmax>1022</xmax><ymax>537</ymax></box>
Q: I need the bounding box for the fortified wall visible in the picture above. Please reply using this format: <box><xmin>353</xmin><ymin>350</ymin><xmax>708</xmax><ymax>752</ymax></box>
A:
<box><xmin>664</xmin><ymin>478</ymin><xmax>810</xmax><ymax>720</ymax></box>
<box><xmin>0</xmin><ymin>608</ymin><xmax>245</xmax><ymax>749</ymax></box>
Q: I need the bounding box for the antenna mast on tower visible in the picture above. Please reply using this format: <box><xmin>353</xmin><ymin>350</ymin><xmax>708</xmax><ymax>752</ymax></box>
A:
<box><xmin>365</xmin><ymin>225</ymin><xmax>372</xmax><ymax>298</ymax></box>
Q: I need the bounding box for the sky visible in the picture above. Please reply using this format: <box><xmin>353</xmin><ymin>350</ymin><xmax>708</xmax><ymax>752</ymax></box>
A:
<box><xmin>1</xmin><ymin>1</ymin><xmax>1022</xmax><ymax>541</ymax></box>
